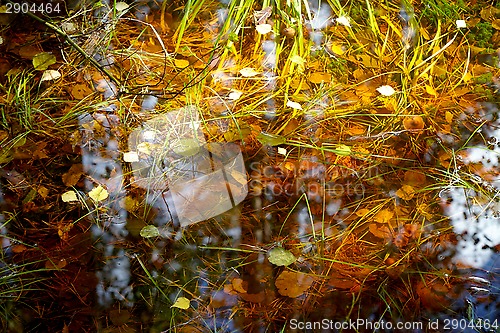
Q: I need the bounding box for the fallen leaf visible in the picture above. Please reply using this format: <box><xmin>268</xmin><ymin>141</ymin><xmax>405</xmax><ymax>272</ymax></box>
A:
<box><xmin>174</xmin><ymin>59</ymin><xmax>190</xmax><ymax>69</ymax></box>
<box><xmin>239</xmin><ymin>67</ymin><xmax>259</xmax><ymax>77</ymax></box>
<box><xmin>228</xmin><ymin>90</ymin><xmax>243</xmax><ymax>100</ymax></box>
<box><xmin>71</xmin><ymin>83</ymin><xmax>93</xmax><ymax>99</ymax></box>
<box><xmin>255</xmin><ymin>23</ymin><xmax>272</xmax><ymax>34</ymax></box>
<box><xmin>140</xmin><ymin>225</ymin><xmax>160</xmax><ymax>238</ymax></box>
<box><xmin>62</xmin><ymin>190</ymin><xmax>78</xmax><ymax>202</ymax></box>
<box><xmin>268</xmin><ymin>247</ymin><xmax>296</xmax><ymax>266</ymax></box>
<box><xmin>309</xmin><ymin>72</ymin><xmax>332</xmax><ymax>84</ymax></box>
<box><xmin>62</xmin><ymin>164</ymin><xmax>84</xmax><ymax>186</ymax></box>
<box><xmin>336</xmin><ymin>16</ymin><xmax>351</xmax><ymax>27</ymax></box>
<box><xmin>376</xmin><ymin>85</ymin><xmax>396</xmax><ymax>96</ymax></box>
<box><xmin>275</xmin><ymin>270</ymin><xmax>314</xmax><ymax>298</ymax></box>
<box><xmin>256</xmin><ymin>132</ymin><xmax>286</xmax><ymax>146</ymax></box>
<box><xmin>374</xmin><ymin>209</ymin><xmax>394</xmax><ymax>223</ymax></box>
<box><xmin>40</xmin><ymin>70</ymin><xmax>61</xmax><ymax>82</ymax></box>
<box><xmin>88</xmin><ymin>185</ymin><xmax>108</xmax><ymax>202</ymax></box>
<box><xmin>171</xmin><ymin>297</ymin><xmax>190</xmax><ymax>309</ymax></box>
<box><xmin>290</xmin><ymin>55</ymin><xmax>305</xmax><ymax>66</ymax></box>
<box><xmin>403</xmin><ymin>115</ymin><xmax>425</xmax><ymax>130</ymax></box>
<box><xmin>33</xmin><ymin>52</ymin><xmax>56</xmax><ymax>70</ymax></box>
<box><xmin>369</xmin><ymin>223</ymin><xmax>392</xmax><ymax>239</ymax></box>
<box><xmin>123</xmin><ymin>151</ymin><xmax>139</xmax><ymax>162</ymax></box>
<box><xmin>286</xmin><ymin>100</ymin><xmax>302</xmax><ymax>110</ymax></box>
<box><xmin>425</xmin><ymin>84</ymin><xmax>437</xmax><ymax>96</ymax></box>
<box><xmin>396</xmin><ymin>184</ymin><xmax>416</xmax><ymax>200</ymax></box>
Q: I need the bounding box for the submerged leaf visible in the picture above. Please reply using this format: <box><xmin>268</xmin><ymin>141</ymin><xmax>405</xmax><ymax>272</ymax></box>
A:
<box><xmin>268</xmin><ymin>247</ymin><xmax>296</xmax><ymax>266</ymax></box>
<box><xmin>275</xmin><ymin>270</ymin><xmax>314</xmax><ymax>297</ymax></box>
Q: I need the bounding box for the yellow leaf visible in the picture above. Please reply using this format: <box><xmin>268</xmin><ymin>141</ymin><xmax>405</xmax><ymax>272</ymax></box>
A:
<box><xmin>171</xmin><ymin>297</ymin><xmax>190</xmax><ymax>309</ymax></box>
<box><xmin>309</xmin><ymin>72</ymin><xmax>332</xmax><ymax>84</ymax></box>
<box><xmin>445</xmin><ymin>111</ymin><xmax>453</xmax><ymax>124</ymax></box>
<box><xmin>174</xmin><ymin>59</ymin><xmax>190</xmax><ymax>69</ymax></box>
<box><xmin>396</xmin><ymin>185</ymin><xmax>416</xmax><ymax>200</ymax></box>
<box><xmin>374</xmin><ymin>209</ymin><xmax>394</xmax><ymax>223</ymax></box>
<box><xmin>290</xmin><ymin>55</ymin><xmax>305</xmax><ymax>65</ymax></box>
<box><xmin>89</xmin><ymin>185</ymin><xmax>109</xmax><ymax>202</ymax></box>
<box><xmin>356</xmin><ymin>208</ymin><xmax>371</xmax><ymax>217</ymax></box>
<box><xmin>425</xmin><ymin>84</ymin><xmax>437</xmax><ymax>96</ymax></box>
<box><xmin>62</xmin><ymin>190</ymin><xmax>78</xmax><ymax>202</ymax></box>
<box><xmin>327</xmin><ymin>42</ymin><xmax>344</xmax><ymax>55</ymax></box>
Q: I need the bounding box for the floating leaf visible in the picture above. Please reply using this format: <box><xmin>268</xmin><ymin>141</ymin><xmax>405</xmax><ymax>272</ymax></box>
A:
<box><xmin>140</xmin><ymin>225</ymin><xmax>160</xmax><ymax>238</ymax></box>
<box><xmin>275</xmin><ymin>271</ymin><xmax>314</xmax><ymax>298</ymax></box>
<box><xmin>62</xmin><ymin>190</ymin><xmax>78</xmax><ymax>202</ymax></box>
<box><xmin>256</xmin><ymin>132</ymin><xmax>286</xmax><ymax>146</ymax></box>
<box><xmin>33</xmin><ymin>52</ymin><xmax>56</xmax><ymax>70</ymax></box>
<box><xmin>123</xmin><ymin>151</ymin><xmax>139</xmax><ymax>162</ymax></box>
<box><xmin>376</xmin><ymin>85</ymin><xmax>396</xmax><ymax>96</ymax></box>
<box><xmin>268</xmin><ymin>247</ymin><xmax>296</xmax><ymax>266</ymax></box>
<box><xmin>40</xmin><ymin>70</ymin><xmax>61</xmax><ymax>82</ymax></box>
<box><xmin>396</xmin><ymin>185</ymin><xmax>416</xmax><ymax>200</ymax></box>
<box><xmin>255</xmin><ymin>24</ymin><xmax>272</xmax><ymax>34</ymax></box>
<box><xmin>171</xmin><ymin>297</ymin><xmax>190</xmax><ymax>309</ymax></box>
<box><xmin>88</xmin><ymin>185</ymin><xmax>109</xmax><ymax>202</ymax></box>
<box><xmin>174</xmin><ymin>59</ymin><xmax>190</xmax><ymax>69</ymax></box>
<box><xmin>286</xmin><ymin>100</ymin><xmax>302</xmax><ymax>110</ymax></box>
<box><xmin>239</xmin><ymin>67</ymin><xmax>259</xmax><ymax>77</ymax></box>
<box><xmin>114</xmin><ymin>1</ymin><xmax>129</xmax><ymax>11</ymax></box>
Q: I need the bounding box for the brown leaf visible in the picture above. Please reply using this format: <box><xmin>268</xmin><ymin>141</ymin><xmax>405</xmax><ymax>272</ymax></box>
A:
<box><xmin>403</xmin><ymin>116</ymin><xmax>424</xmax><ymax>130</ymax></box>
<box><xmin>275</xmin><ymin>270</ymin><xmax>314</xmax><ymax>298</ymax></box>
<box><xmin>62</xmin><ymin>164</ymin><xmax>84</xmax><ymax>186</ymax></box>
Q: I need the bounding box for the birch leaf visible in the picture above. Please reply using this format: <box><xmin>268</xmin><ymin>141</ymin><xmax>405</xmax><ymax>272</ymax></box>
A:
<box><xmin>88</xmin><ymin>185</ymin><xmax>109</xmax><ymax>202</ymax></box>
